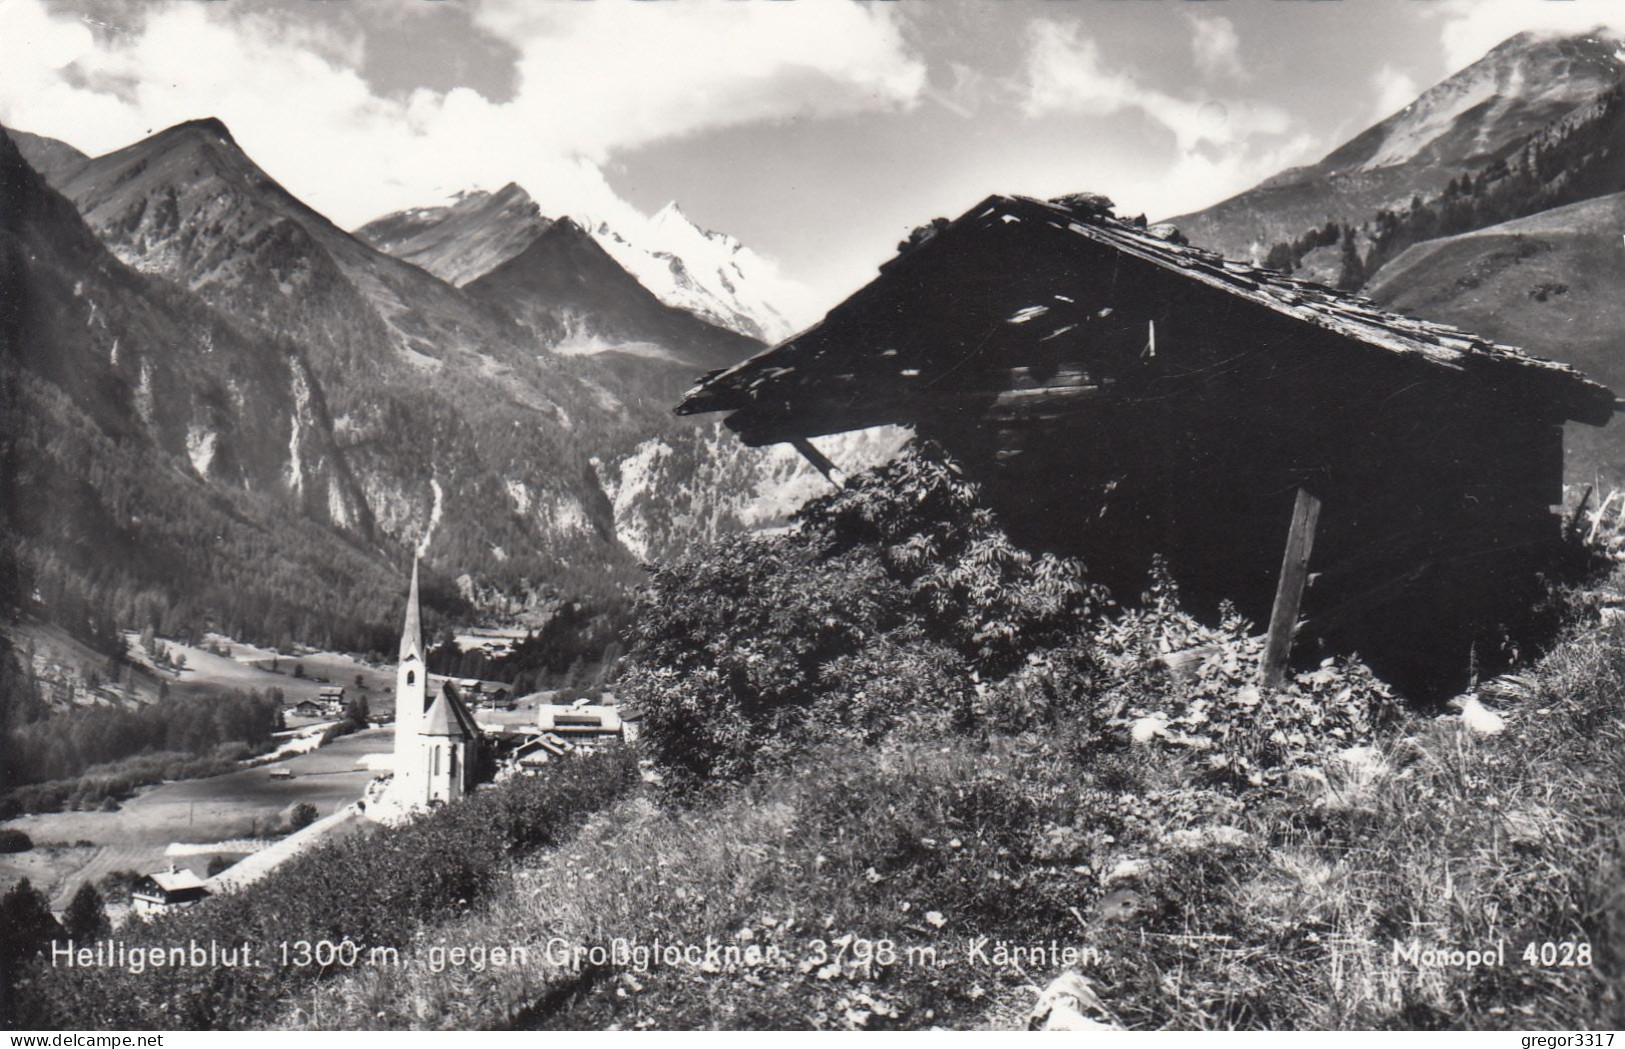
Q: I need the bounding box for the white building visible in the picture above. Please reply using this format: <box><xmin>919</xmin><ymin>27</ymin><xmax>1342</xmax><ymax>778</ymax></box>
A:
<box><xmin>383</xmin><ymin>562</ymin><xmax>480</xmax><ymax>811</ymax></box>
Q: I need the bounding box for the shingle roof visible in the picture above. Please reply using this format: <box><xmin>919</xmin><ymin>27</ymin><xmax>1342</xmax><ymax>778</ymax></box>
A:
<box><xmin>678</xmin><ymin>194</ymin><xmax>1615</xmax><ymax>430</ymax></box>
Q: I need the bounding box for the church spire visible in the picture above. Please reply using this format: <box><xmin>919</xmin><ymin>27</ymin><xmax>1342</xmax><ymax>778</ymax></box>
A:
<box><xmin>400</xmin><ymin>558</ymin><xmax>423</xmax><ymax>662</ymax></box>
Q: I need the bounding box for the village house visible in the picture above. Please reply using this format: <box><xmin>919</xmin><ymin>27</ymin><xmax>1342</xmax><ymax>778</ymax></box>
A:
<box><xmin>131</xmin><ymin>865</ymin><xmax>210</xmax><ymax>916</ymax></box>
<box><xmin>286</xmin><ymin>699</ymin><xmax>324</xmax><ymax>719</ymax></box>
<box><xmin>677</xmin><ymin>193</ymin><xmax>1615</xmax><ymax>695</ymax></box>
<box><xmin>491</xmin><ymin>700</ymin><xmax>636</xmax><ymax>777</ymax></box>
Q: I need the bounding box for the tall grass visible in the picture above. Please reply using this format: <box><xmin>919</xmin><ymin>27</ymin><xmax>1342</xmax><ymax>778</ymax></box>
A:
<box><xmin>275</xmin><ymin>602</ymin><xmax>1622</xmax><ymax>1030</ymax></box>
<box><xmin>17</xmin><ymin>579</ymin><xmax>1620</xmax><ymax>1030</ymax></box>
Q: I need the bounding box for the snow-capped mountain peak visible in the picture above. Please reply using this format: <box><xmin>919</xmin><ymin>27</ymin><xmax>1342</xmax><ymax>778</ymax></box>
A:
<box><xmin>591</xmin><ymin>203</ymin><xmax>798</xmax><ymax>344</ymax></box>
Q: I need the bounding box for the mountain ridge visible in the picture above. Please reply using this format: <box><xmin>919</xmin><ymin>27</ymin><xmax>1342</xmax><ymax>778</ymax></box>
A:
<box><xmin>467</xmin><ymin>216</ymin><xmax>764</xmax><ymax>374</ymax></box>
<box><xmin>354</xmin><ymin>182</ymin><xmax>553</xmax><ymax>288</ymax></box>
<box><xmin>1169</xmin><ymin>29</ymin><xmax>1625</xmax><ymax>260</ymax></box>
<box><xmin>0</xmin><ymin>121</ymin><xmax>409</xmax><ymax>651</ymax></box>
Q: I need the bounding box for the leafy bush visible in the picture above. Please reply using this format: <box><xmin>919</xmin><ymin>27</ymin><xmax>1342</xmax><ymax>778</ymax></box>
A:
<box><xmin>1092</xmin><ymin>559</ymin><xmax>1402</xmax><ymax>784</ymax></box>
<box><xmin>620</xmin><ymin>441</ymin><xmax>1108</xmax><ymax>785</ymax></box>
<box><xmin>624</xmin><ymin>443</ymin><xmax>1401</xmax><ymax>789</ymax></box>
<box><xmin>0</xmin><ymin>828</ymin><xmax>33</xmax><ymax>853</ymax></box>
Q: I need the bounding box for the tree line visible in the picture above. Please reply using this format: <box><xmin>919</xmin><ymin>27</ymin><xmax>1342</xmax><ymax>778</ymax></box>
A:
<box><xmin>2</xmin><ymin>684</ymin><xmax>283</xmax><ymax>795</ymax></box>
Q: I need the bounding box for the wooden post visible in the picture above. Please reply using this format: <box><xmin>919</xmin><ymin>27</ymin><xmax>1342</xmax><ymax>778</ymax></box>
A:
<box><xmin>1261</xmin><ymin>487</ymin><xmax>1321</xmax><ymax>688</ymax></box>
<box><xmin>789</xmin><ymin>436</ymin><xmax>846</xmax><ymax>488</ymax></box>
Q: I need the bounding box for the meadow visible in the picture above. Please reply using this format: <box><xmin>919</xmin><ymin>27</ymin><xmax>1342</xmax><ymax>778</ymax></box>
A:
<box><xmin>5</xmin><ymin>729</ymin><xmax>391</xmax><ymax>908</ymax></box>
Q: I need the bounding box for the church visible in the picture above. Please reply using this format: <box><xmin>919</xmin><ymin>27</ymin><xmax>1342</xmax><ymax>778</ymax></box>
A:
<box><xmin>384</xmin><ymin>562</ymin><xmax>482</xmax><ymax>810</ymax></box>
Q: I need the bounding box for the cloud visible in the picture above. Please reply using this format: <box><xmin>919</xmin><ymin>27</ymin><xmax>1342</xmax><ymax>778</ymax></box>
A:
<box><xmin>1428</xmin><ymin>0</ymin><xmax>1625</xmax><ymax>70</ymax></box>
<box><xmin>0</xmin><ymin>0</ymin><xmax>926</xmax><ymax>324</ymax></box>
<box><xmin>1188</xmin><ymin>13</ymin><xmax>1247</xmax><ymax>81</ymax></box>
<box><xmin>472</xmin><ymin>0</ymin><xmax>926</xmax><ymax>162</ymax></box>
<box><xmin>1014</xmin><ymin>19</ymin><xmax>1318</xmax><ymax>229</ymax></box>
<box><xmin>1145</xmin><ymin>130</ymin><xmax>1321</xmax><ymax>224</ymax></box>
<box><xmin>1368</xmin><ymin>64</ymin><xmax>1420</xmax><ymax>125</ymax></box>
<box><xmin>1021</xmin><ymin>19</ymin><xmax>1291</xmax><ymax>152</ymax></box>
<box><xmin>925</xmin><ymin>61</ymin><xmax>992</xmax><ymax>120</ymax></box>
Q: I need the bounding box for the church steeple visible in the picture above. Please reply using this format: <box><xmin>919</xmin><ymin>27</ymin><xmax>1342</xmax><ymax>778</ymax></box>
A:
<box><xmin>400</xmin><ymin>559</ymin><xmax>423</xmax><ymax>663</ymax></box>
<box><xmin>393</xmin><ymin>559</ymin><xmax>429</xmax><ymax>773</ymax></box>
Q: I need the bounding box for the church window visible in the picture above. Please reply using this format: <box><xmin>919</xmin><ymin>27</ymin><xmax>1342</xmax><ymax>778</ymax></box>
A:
<box><xmin>407</xmin><ymin>670</ymin><xmax>415</xmax><ymax>685</ymax></box>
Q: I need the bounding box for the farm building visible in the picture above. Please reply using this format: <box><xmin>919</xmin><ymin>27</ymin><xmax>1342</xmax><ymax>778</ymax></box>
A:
<box><xmin>677</xmin><ymin>193</ymin><xmax>1616</xmax><ymax>695</ymax></box>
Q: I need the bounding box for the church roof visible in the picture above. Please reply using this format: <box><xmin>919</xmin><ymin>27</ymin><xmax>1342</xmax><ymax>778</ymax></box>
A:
<box><xmin>420</xmin><ymin>682</ymin><xmax>479</xmax><ymax>739</ymax></box>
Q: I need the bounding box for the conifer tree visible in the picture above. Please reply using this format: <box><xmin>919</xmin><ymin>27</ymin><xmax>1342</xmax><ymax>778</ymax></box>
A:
<box><xmin>62</xmin><ymin>881</ymin><xmax>108</xmax><ymax>942</ymax></box>
<box><xmin>1</xmin><ymin>878</ymin><xmax>60</xmax><ymax>975</ymax></box>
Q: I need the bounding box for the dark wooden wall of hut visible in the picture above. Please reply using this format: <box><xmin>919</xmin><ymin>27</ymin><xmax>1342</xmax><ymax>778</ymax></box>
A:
<box><xmin>898</xmin><ymin>224</ymin><xmax>1574</xmax><ymax>696</ymax></box>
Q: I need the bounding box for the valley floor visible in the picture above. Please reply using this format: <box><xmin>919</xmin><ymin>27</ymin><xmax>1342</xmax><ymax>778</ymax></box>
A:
<box><xmin>6</xmin><ymin>728</ymin><xmax>392</xmax><ymax>910</ymax></box>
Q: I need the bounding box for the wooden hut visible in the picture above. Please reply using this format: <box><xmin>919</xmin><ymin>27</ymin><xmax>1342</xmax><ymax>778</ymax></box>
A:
<box><xmin>677</xmin><ymin>194</ymin><xmax>1615</xmax><ymax>694</ymax></box>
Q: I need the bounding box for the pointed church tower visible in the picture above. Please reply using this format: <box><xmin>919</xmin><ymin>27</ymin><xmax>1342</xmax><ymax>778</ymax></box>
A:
<box><xmin>392</xmin><ymin>560</ymin><xmax>428</xmax><ymax>797</ymax></box>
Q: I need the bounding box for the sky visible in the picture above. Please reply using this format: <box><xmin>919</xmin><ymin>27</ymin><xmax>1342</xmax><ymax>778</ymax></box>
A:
<box><xmin>2</xmin><ymin>0</ymin><xmax>1623</xmax><ymax>324</ymax></box>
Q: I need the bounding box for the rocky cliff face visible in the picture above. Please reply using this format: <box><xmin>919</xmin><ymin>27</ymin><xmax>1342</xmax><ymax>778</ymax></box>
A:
<box><xmin>7</xmin><ymin>119</ymin><xmax>905</xmax><ymax>645</ymax></box>
<box><xmin>0</xmin><ymin>123</ymin><xmax>403</xmax><ymax>648</ymax></box>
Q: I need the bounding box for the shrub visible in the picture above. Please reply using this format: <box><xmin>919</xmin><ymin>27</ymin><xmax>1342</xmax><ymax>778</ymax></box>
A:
<box><xmin>0</xmin><ymin>829</ymin><xmax>33</xmax><ymax>853</ymax></box>
<box><xmin>1090</xmin><ymin>559</ymin><xmax>1402</xmax><ymax>784</ymax></box>
<box><xmin>288</xmin><ymin>802</ymin><xmax>318</xmax><ymax>832</ymax></box>
<box><xmin>621</xmin><ymin>441</ymin><xmax>1108</xmax><ymax>786</ymax></box>
<box><xmin>1</xmin><ymin>877</ymin><xmax>60</xmax><ymax>1020</ymax></box>
<box><xmin>624</xmin><ymin>441</ymin><xmax>1400</xmax><ymax>790</ymax></box>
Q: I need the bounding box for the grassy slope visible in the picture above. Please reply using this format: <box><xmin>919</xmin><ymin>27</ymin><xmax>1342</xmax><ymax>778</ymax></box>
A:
<box><xmin>274</xmin><ymin>601</ymin><xmax>1625</xmax><ymax>1030</ymax></box>
<box><xmin>1365</xmin><ymin>192</ymin><xmax>1625</xmax><ymax>487</ymax></box>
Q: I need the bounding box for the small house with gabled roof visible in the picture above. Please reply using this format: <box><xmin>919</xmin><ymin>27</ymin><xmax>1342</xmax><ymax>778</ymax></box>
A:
<box><xmin>677</xmin><ymin>193</ymin><xmax>1615</xmax><ymax>694</ymax></box>
<box><xmin>131</xmin><ymin>865</ymin><xmax>210</xmax><ymax>916</ymax></box>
